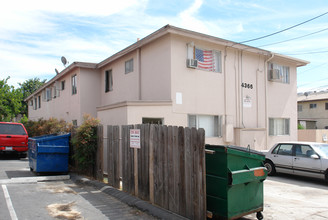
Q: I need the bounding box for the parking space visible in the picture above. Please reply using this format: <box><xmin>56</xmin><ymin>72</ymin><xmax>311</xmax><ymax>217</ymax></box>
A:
<box><xmin>1</xmin><ymin>157</ymin><xmax>327</xmax><ymax>219</ymax></box>
<box><xmin>245</xmin><ymin>174</ymin><xmax>328</xmax><ymax>220</ymax></box>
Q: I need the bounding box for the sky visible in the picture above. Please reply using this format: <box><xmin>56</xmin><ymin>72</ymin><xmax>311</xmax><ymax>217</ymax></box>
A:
<box><xmin>1</xmin><ymin>0</ymin><xmax>328</xmax><ymax>93</ymax></box>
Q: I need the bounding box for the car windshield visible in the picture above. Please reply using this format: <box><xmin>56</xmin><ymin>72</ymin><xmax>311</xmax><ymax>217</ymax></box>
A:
<box><xmin>313</xmin><ymin>144</ymin><xmax>328</xmax><ymax>158</ymax></box>
<box><xmin>0</xmin><ymin>124</ymin><xmax>27</xmax><ymax>135</ymax></box>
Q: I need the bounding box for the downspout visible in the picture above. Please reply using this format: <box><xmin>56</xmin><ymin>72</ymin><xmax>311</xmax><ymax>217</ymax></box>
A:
<box><xmin>240</xmin><ymin>51</ymin><xmax>245</xmax><ymax>128</ymax></box>
<box><xmin>138</xmin><ymin>48</ymin><xmax>142</xmax><ymax>100</ymax></box>
<box><xmin>265</xmin><ymin>53</ymin><xmax>275</xmax><ymax>149</ymax></box>
<box><xmin>224</xmin><ymin>47</ymin><xmax>227</xmax><ymax>122</ymax></box>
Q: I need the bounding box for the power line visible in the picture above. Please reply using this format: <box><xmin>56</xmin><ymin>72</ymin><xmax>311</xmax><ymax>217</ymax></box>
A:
<box><xmin>258</xmin><ymin>27</ymin><xmax>328</xmax><ymax>47</ymax></box>
<box><xmin>286</xmin><ymin>49</ymin><xmax>328</xmax><ymax>55</ymax></box>
<box><xmin>298</xmin><ymin>62</ymin><xmax>328</xmax><ymax>75</ymax></box>
<box><xmin>238</xmin><ymin>11</ymin><xmax>328</xmax><ymax>44</ymax></box>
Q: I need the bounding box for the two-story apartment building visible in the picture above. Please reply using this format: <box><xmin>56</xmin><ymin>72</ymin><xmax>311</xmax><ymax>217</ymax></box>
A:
<box><xmin>298</xmin><ymin>91</ymin><xmax>328</xmax><ymax>129</ymax></box>
<box><xmin>26</xmin><ymin>25</ymin><xmax>308</xmax><ymax>150</ymax></box>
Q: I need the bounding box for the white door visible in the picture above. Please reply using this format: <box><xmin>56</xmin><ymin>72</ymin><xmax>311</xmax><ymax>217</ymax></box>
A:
<box><xmin>293</xmin><ymin>144</ymin><xmax>323</xmax><ymax>179</ymax></box>
<box><xmin>272</xmin><ymin>144</ymin><xmax>294</xmax><ymax>174</ymax></box>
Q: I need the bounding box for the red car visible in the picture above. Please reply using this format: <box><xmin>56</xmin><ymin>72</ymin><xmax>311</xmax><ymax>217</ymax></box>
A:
<box><xmin>0</xmin><ymin>122</ymin><xmax>29</xmax><ymax>157</ymax></box>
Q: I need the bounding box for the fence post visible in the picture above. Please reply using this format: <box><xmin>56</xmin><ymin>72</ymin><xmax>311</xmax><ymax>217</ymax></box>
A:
<box><xmin>96</xmin><ymin>125</ymin><xmax>103</xmax><ymax>181</ymax></box>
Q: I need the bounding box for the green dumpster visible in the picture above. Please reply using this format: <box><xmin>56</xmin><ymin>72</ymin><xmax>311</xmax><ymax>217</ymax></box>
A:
<box><xmin>205</xmin><ymin>145</ymin><xmax>267</xmax><ymax>220</ymax></box>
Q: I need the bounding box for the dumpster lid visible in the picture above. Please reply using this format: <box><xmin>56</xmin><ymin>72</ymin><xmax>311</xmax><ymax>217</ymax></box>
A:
<box><xmin>206</xmin><ymin>144</ymin><xmax>265</xmax><ymax>156</ymax></box>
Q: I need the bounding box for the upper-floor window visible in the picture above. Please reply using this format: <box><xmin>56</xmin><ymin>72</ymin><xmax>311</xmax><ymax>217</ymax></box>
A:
<box><xmin>38</xmin><ymin>96</ymin><xmax>41</xmax><ymax>108</ymax></box>
<box><xmin>46</xmin><ymin>88</ymin><xmax>52</xmax><ymax>101</ymax></box>
<box><xmin>325</xmin><ymin>103</ymin><xmax>328</xmax><ymax>110</ymax></box>
<box><xmin>297</xmin><ymin>104</ymin><xmax>302</xmax><ymax>112</ymax></box>
<box><xmin>268</xmin><ymin>63</ymin><xmax>290</xmax><ymax>84</ymax></box>
<box><xmin>187</xmin><ymin>43</ymin><xmax>222</xmax><ymax>73</ymax></box>
<box><xmin>188</xmin><ymin>114</ymin><xmax>222</xmax><ymax>137</ymax></box>
<box><xmin>269</xmin><ymin>118</ymin><xmax>290</xmax><ymax>136</ymax></box>
<box><xmin>34</xmin><ymin>97</ymin><xmax>37</xmax><ymax>110</ymax></box>
<box><xmin>61</xmin><ymin>81</ymin><xmax>65</xmax><ymax>90</ymax></box>
<box><xmin>125</xmin><ymin>59</ymin><xmax>133</xmax><ymax>74</ymax></box>
<box><xmin>72</xmin><ymin>75</ymin><xmax>77</xmax><ymax>95</ymax></box>
<box><xmin>105</xmin><ymin>70</ymin><xmax>113</xmax><ymax>92</ymax></box>
<box><xmin>310</xmin><ymin>103</ymin><xmax>317</xmax><ymax>109</ymax></box>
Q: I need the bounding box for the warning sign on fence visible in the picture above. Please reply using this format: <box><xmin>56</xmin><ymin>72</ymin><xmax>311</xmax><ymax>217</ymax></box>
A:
<box><xmin>130</xmin><ymin>129</ymin><xmax>141</xmax><ymax>148</ymax></box>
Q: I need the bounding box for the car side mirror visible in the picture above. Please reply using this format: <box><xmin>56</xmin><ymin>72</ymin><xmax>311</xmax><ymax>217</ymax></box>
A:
<box><xmin>310</xmin><ymin>154</ymin><xmax>319</xmax><ymax>159</ymax></box>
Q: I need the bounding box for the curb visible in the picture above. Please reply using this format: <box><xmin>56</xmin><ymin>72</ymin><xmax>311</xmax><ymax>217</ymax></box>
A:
<box><xmin>70</xmin><ymin>173</ymin><xmax>187</xmax><ymax>220</ymax></box>
<box><xmin>0</xmin><ymin>175</ymin><xmax>70</xmax><ymax>184</ymax></box>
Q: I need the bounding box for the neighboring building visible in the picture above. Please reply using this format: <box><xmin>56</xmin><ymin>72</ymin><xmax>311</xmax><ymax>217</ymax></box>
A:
<box><xmin>298</xmin><ymin>91</ymin><xmax>328</xmax><ymax>129</ymax></box>
<box><xmin>25</xmin><ymin>25</ymin><xmax>308</xmax><ymax>150</ymax></box>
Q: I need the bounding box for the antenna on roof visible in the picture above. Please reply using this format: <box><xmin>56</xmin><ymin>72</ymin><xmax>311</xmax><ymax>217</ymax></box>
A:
<box><xmin>61</xmin><ymin>56</ymin><xmax>68</xmax><ymax>67</ymax></box>
<box><xmin>55</xmin><ymin>68</ymin><xmax>60</xmax><ymax>75</ymax></box>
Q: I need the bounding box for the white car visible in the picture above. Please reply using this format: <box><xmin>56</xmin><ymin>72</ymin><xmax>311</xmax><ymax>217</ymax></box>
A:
<box><xmin>263</xmin><ymin>141</ymin><xmax>328</xmax><ymax>181</ymax></box>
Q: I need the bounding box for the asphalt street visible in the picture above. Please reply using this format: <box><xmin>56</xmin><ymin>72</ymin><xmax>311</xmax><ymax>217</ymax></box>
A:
<box><xmin>0</xmin><ymin>156</ymin><xmax>157</xmax><ymax>220</ymax></box>
<box><xmin>0</xmin><ymin>155</ymin><xmax>327</xmax><ymax>220</ymax></box>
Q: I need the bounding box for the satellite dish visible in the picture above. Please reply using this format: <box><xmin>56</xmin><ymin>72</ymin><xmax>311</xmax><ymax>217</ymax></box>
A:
<box><xmin>304</xmin><ymin>92</ymin><xmax>308</xmax><ymax>97</ymax></box>
<box><xmin>55</xmin><ymin>68</ymin><xmax>59</xmax><ymax>75</ymax></box>
<box><xmin>61</xmin><ymin>56</ymin><xmax>68</xmax><ymax>67</ymax></box>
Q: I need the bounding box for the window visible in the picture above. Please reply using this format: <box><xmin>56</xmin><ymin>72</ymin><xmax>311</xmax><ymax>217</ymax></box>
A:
<box><xmin>268</xmin><ymin>63</ymin><xmax>290</xmax><ymax>84</ymax></box>
<box><xmin>142</xmin><ymin>118</ymin><xmax>163</xmax><ymax>125</ymax></box>
<box><xmin>276</xmin><ymin>144</ymin><xmax>293</xmax><ymax>156</ymax></box>
<box><xmin>325</xmin><ymin>103</ymin><xmax>328</xmax><ymax>110</ymax></box>
<box><xmin>34</xmin><ymin>97</ymin><xmax>37</xmax><ymax>110</ymax></box>
<box><xmin>105</xmin><ymin>70</ymin><xmax>113</xmax><ymax>92</ymax></box>
<box><xmin>188</xmin><ymin>115</ymin><xmax>222</xmax><ymax>137</ymax></box>
<box><xmin>72</xmin><ymin>75</ymin><xmax>77</xmax><ymax>95</ymax></box>
<box><xmin>187</xmin><ymin>44</ymin><xmax>222</xmax><ymax>73</ymax></box>
<box><xmin>125</xmin><ymin>59</ymin><xmax>133</xmax><ymax>74</ymax></box>
<box><xmin>46</xmin><ymin>88</ymin><xmax>52</xmax><ymax>101</ymax></box>
<box><xmin>310</xmin><ymin>103</ymin><xmax>317</xmax><ymax>109</ymax></box>
<box><xmin>297</xmin><ymin>104</ymin><xmax>302</xmax><ymax>112</ymax></box>
<box><xmin>38</xmin><ymin>96</ymin><xmax>41</xmax><ymax>108</ymax></box>
<box><xmin>269</xmin><ymin>118</ymin><xmax>290</xmax><ymax>136</ymax></box>
<box><xmin>72</xmin><ymin>120</ymin><xmax>77</xmax><ymax>127</ymax></box>
<box><xmin>295</xmin><ymin>145</ymin><xmax>313</xmax><ymax>157</ymax></box>
<box><xmin>61</xmin><ymin>81</ymin><xmax>65</xmax><ymax>90</ymax></box>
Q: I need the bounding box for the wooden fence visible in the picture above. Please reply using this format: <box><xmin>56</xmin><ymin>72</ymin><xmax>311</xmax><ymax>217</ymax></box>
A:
<box><xmin>97</xmin><ymin>124</ymin><xmax>206</xmax><ymax>219</ymax></box>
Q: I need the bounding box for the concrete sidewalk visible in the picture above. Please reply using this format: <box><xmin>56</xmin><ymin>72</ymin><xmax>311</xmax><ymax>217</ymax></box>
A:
<box><xmin>70</xmin><ymin>173</ymin><xmax>187</xmax><ymax>220</ymax></box>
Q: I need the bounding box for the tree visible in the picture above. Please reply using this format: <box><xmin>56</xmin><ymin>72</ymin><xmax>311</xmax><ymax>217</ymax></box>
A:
<box><xmin>0</xmin><ymin>77</ymin><xmax>23</xmax><ymax>121</ymax></box>
<box><xmin>18</xmin><ymin>77</ymin><xmax>46</xmax><ymax>116</ymax></box>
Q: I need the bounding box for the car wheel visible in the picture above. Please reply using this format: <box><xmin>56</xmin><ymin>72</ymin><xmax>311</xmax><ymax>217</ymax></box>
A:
<box><xmin>264</xmin><ymin>160</ymin><xmax>276</xmax><ymax>176</ymax></box>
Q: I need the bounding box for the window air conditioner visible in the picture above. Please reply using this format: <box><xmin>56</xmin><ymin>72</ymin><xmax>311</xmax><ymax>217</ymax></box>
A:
<box><xmin>186</xmin><ymin>59</ymin><xmax>198</xmax><ymax>68</ymax></box>
<box><xmin>269</xmin><ymin>69</ymin><xmax>281</xmax><ymax>80</ymax></box>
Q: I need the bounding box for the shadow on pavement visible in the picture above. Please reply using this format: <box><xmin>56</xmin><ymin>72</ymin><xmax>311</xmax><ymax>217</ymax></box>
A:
<box><xmin>5</xmin><ymin>170</ymin><xmax>37</xmax><ymax>178</ymax></box>
<box><xmin>0</xmin><ymin>154</ymin><xmax>26</xmax><ymax>160</ymax></box>
<box><xmin>267</xmin><ymin>173</ymin><xmax>327</xmax><ymax>189</ymax></box>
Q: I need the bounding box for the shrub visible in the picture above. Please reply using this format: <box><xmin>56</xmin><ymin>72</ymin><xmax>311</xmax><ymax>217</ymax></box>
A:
<box><xmin>71</xmin><ymin>114</ymin><xmax>100</xmax><ymax>173</ymax></box>
<box><xmin>298</xmin><ymin>124</ymin><xmax>305</xmax><ymax>130</ymax></box>
<box><xmin>23</xmin><ymin>118</ymin><xmax>72</xmax><ymax>137</ymax></box>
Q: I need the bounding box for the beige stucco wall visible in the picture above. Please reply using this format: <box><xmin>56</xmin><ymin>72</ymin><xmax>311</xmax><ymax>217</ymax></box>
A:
<box><xmin>266</xmin><ymin>57</ymin><xmax>298</xmax><ymax>149</ymax></box>
<box><xmin>298</xmin><ymin>99</ymin><xmax>328</xmax><ymax>129</ymax></box>
<box><xmin>27</xmin><ymin>67</ymin><xmax>101</xmax><ymax>126</ymax></box>
<box><xmin>28</xmin><ymin>69</ymin><xmax>81</xmax><ymax>124</ymax></box>
<box><xmin>100</xmin><ymin>51</ymin><xmax>140</xmax><ymax>106</ymax></box>
<box><xmin>140</xmin><ymin>35</ymin><xmax>171</xmax><ymax>100</ymax></box>
<box><xmin>79</xmin><ymin>68</ymin><xmax>101</xmax><ymax>120</ymax></box>
<box><xmin>298</xmin><ymin>129</ymin><xmax>328</xmax><ymax>143</ymax></box>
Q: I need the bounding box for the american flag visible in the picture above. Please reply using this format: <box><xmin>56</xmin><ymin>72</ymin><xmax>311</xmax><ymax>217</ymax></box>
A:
<box><xmin>195</xmin><ymin>48</ymin><xmax>214</xmax><ymax>70</ymax></box>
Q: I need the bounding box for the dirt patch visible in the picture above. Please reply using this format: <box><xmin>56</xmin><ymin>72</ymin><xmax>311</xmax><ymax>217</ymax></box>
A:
<box><xmin>47</xmin><ymin>202</ymin><xmax>82</xmax><ymax>219</ymax></box>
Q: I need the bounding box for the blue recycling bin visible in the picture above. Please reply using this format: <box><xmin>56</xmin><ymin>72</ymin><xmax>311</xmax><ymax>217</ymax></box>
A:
<box><xmin>28</xmin><ymin>133</ymin><xmax>70</xmax><ymax>173</ymax></box>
